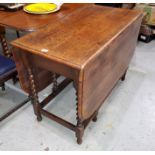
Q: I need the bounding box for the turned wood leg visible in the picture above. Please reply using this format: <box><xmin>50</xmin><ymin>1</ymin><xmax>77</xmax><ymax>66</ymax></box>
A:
<box><xmin>75</xmin><ymin>90</ymin><xmax>84</xmax><ymax>144</ymax></box>
<box><xmin>28</xmin><ymin>68</ymin><xmax>42</xmax><ymax>121</ymax></box>
<box><xmin>52</xmin><ymin>73</ymin><xmax>58</xmax><ymax>94</ymax></box>
<box><xmin>92</xmin><ymin>112</ymin><xmax>98</xmax><ymax>122</ymax></box>
<box><xmin>1</xmin><ymin>83</ymin><xmax>5</xmax><ymax>91</ymax></box>
<box><xmin>30</xmin><ymin>97</ymin><xmax>37</xmax><ymax>116</ymax></box>
<box><xmin>0</xmin><ymin>27</ymin><xmax>12</xmax><ymax>58</ymax></box>
<box><xmin>12</xmin><ymin>75</ymin><xmax>18</xmax><ymax>84</ymax></box>
<box><xmin>121</xmin><ymin>70</ymin><xmax>127</xmax><ymax>81</ymax></box>
<box><xmin>76</xmin><ymin>119</ymin><xmax>84</xmax><ymax>144</ymax></box>
<box><xmin>16</xmin><ymin>31</ymin><xmax>20</xmax><ymax>38</ymax></box>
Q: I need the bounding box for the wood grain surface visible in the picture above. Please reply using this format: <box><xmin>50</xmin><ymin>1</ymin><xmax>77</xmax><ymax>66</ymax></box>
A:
<box><xmin>0</xmin><ymin>3</ymin><xmax>91</xmax><ymax>31</ymax></box>
<box><xmin>12</xmin><ymin>5</ymin><xmax>142</xmax><ymax>69</ymax></box>
<box><xmin>12</xmin><ymin>5</ymin><xmax>143</xmax><ymax>120</ymax></box>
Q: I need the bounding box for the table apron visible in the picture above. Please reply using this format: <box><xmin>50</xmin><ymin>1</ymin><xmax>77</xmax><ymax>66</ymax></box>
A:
<box><xmin>29</xmin><ymin>53</ymin><xmax>80</xmax><ymax>82</ymax></box>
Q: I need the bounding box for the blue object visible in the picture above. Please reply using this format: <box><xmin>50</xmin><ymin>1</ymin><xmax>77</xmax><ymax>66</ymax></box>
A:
<box><xmin>0</xmin><ymin>55</ymin><xmax>16</xmax><ymax>76</ymax></box>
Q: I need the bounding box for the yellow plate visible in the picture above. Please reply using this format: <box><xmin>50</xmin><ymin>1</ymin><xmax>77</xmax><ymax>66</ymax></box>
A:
<box><xmin>23</xmin><ymin>3</ymin><xmax>58</xmax><ymax>14</ymax></box>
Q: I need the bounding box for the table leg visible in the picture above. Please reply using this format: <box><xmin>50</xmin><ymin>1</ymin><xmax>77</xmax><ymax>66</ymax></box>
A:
<box><xmin>75</xmin><ymin>90</ymin><xmax>84</xmax><ymax>144</ymax></box>
<box><xmin>16</xmin><ymin>31</ymin><xmax>20</xmax><ymax>38</ymax></box>
<box><xmin>12</xmin><ymin>74</ymin><xmax>18</xmax><ymax>84</ymax></box>
<box><xmin>0</xmin><ymin>26</ymin><xmax>12</xmax><ymax>58</ymax></box>
<box><xmin>121</xmin><ymin>69</ymin><xmax>128</xmax><ymax>81</ymax></box>
<box><xmin>92</xmin><ymin>111</ymin><xmax>98</xmax><ymax>122</ymax></box>
<box><xmin>0</xmin><ymin>83</ymin><xmax>5</xmax><ymax>91</ymax></box>
<box><xmin>52</xmin><ymin>73</ymin><xmax>58</xmax><ymax>94</ymax></box>
<box><xmin>27</xmin><ymin>68</ymin><xmax>42</xmax><ymax>121</ymax></box>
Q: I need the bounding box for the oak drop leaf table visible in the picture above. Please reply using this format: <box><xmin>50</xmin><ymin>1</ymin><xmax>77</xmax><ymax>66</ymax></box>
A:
<box><xmin>11</xmin><ymin>5</ymin><xmax>142</xmax><ymax>144</ymax></box>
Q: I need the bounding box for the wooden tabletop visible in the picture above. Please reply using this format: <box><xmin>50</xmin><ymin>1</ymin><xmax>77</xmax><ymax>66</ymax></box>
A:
<box><xmin>12</xmin><ymin>5</ymin><xmax>142</xmax><ymax>69</ymax></box>
<box><xmin>0</xmin><ymin>3</ymin><xmax>90</xmax><ymax>31</ymax></box>
<box><xmin>11</xmin><ymin>4</ymin><xmax>143</xmax><ymax>140</ymax></box>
